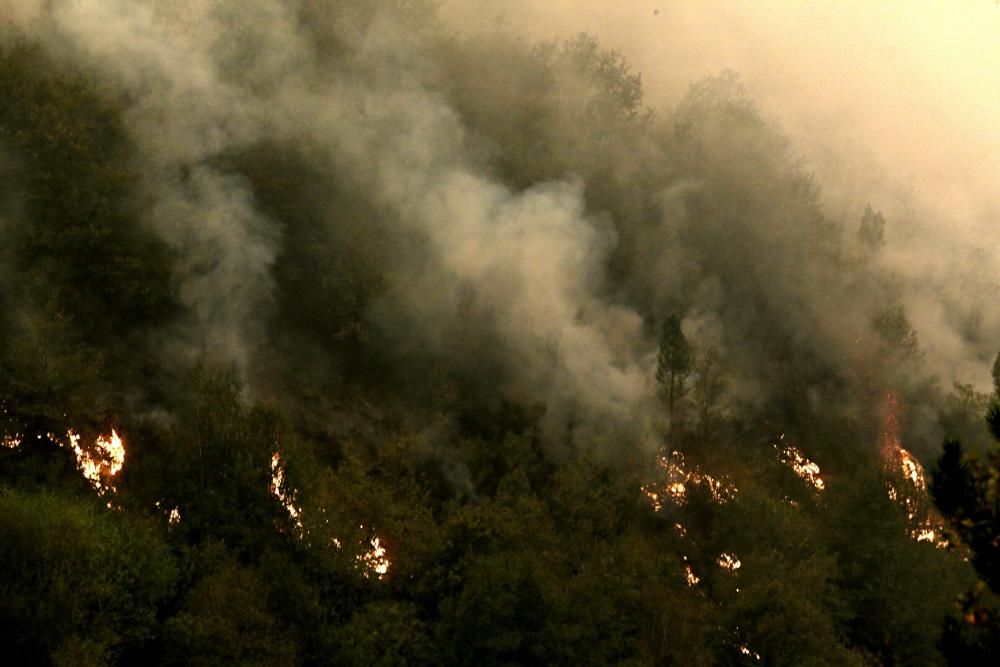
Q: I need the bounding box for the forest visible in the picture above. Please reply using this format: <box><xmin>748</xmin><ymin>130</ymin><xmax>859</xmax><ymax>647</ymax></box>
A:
<box><xmin>1</xmin><ymin>1</ymin><xmax>998</xmax><ymax>664</ymax></box>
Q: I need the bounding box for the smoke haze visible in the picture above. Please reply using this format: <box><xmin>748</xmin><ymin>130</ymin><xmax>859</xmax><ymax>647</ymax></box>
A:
<box><xmin>2</xmin><ymin>0</ymin><xmax>997</xmax><ymax>459</ymax></box>
<box><xmin>442</xmin><ymin>0</ymin><xmax>1000</xmax><ymax>389</ymax></box>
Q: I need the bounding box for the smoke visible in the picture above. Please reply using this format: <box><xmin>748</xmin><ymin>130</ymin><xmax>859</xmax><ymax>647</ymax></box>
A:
<box><xmin>441</xmin><ymin>0</ymin><xmax>1000</xmax><ymax>393</ymax></box>
<box><xmin>4</xmin><ymin>0</ymin><xmax>997</xmax><ymax>460</ymax></box>
<box><xmin>1</xmin><ymin>1</ymin><xmax>657</xmax><ymax>452</ymax></box>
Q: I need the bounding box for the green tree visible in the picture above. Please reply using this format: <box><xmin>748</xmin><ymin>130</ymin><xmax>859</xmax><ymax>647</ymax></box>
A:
<box><xmin>162</xmin><ymin>544</ymin><xmax>298</xmax><ymax>667</ymax></box>
<box><xmin>0</xmin><ymin>490</ymin><xmax>175</xmax><ymax>665</ymax></box>
<box><xmin>656</xmin><ymin>314</ymin><xmax>693</xmax><ymax>430</ymax></box>
<box><xmin>692</xmin><ymin>346</ymin><xmax>728</xmax><ymax>442</ymax></box>
<box><xmin>930</xmin><ymin>435</ymin><xmax>1000</xmax><ymax>663</ymax></box>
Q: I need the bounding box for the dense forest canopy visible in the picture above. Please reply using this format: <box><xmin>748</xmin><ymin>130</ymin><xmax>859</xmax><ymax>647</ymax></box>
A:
<box><xmin>1</xmin><ymin>1</ymin><xmax>998</xmax><ymax>664</ymax></box>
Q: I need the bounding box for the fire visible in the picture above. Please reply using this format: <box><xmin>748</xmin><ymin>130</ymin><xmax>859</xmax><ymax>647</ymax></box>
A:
<box><xmin>270</xmin><ymin>452</ymin><xmax>303</xmax><ymax>530</ymax></box>
<box><xmin>717</xmin><ymin>552</ymin><xmax>742</xmax><ymax>572</ymax></box>
<box><xmin>683</xmin><ymin>556</ymin><xmax>700</xmax><ymax>587</ymax></box>
<box><xmin>739</xmin><ymin>645</ymin><xmax>762</xmax><ymax>661</ymax></box>
<box><xmin>358</xmin><ymin>535</ymin><xmax>391</xmax><ymax>580</ymax></box>
<box><xmin>64</xmin><ymin>429</ymin><xmax>125</xmax><ymax>494</ymax></box>
<box><xmin>896</xmin><ymin>447</ymin><xmax>925</xmax><ymax>488</ymax></box>
<box><xmin>642</xmin><ymin>450</ymin><xmax>737</xmax><ymax>510</ymax></box>
<box><xmin>775</xmin><ymin>435</ymin><xmax>825</xmax><ymax>492</ymax></box>
<box><xmin>877</xmin><ymin>391</ymin><xmax>949</xmax><ymax>548</ymax></box>
<box><xmin>270</xmin><ymin>456</ymin><xmax>391</xmax><ymax>578</ymax></box>
<box><xmin>2</xmin><ymin>434</ymin><xmax>20</xmax><ymax>449</ymax></box>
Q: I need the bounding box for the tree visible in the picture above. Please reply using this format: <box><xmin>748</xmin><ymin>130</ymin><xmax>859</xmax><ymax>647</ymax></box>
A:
<box><xmin>992</xmin><ymin>352</ymin><xmax>1000</xmax><ymax>401</ymax></box>
<box><xmin>0</xmin><ymin>490</ymin><xmax>175</xmax><ymax>665</ymax></box>
<box><xmin>858</xmin><ymin>204</ymin><xmax>886</xmax><ymax>252</ymax></box>
<box><xmin>930</xmin><ymin>405</ymin><xmax>1000</xmax><ymax>662</ymax></box>
<box><xmin>691</xmin><ymin>346</ymin><xmax>728</xmax><ymax>442</ymax></box>
<box><xmin>656</xmin><ymin>315</ymin><xmax>692</xmax><ymax>430</ymax></box>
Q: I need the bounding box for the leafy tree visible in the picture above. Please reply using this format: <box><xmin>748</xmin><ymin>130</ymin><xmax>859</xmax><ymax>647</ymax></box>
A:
<box><xmin>162</xmin><ymin>543</ymin><xmax>298</xmax><ymax>666</ymax></box>
<box><xmin>0</xmin><ymin>490</ymin><xmax>175</xmax><ymax>665</ymax></box>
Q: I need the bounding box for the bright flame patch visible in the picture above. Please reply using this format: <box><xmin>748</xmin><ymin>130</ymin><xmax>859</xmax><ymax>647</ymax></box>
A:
<box><xmin>642</xmin><ymin>450</ymin><xmax>737</xmax><ymax>510</ymax></box>
<box><xmin>775</xmin><ymin>435</ymin><xmax>825</xmax><ymax>492</ymax></box>
<box><xmin>65</xmin><ymin>429</ymin><xmax>125</xmax><ymax>494</ymax></box>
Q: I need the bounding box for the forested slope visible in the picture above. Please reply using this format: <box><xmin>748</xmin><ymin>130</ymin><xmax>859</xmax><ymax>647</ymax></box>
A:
<box><xmin>1</xmin><ymin>1</ymin><xmax>997</xmax><ymax>664</ymax></box>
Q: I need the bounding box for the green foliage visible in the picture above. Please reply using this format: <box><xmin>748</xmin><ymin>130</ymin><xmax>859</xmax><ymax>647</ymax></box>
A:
<box><xmin>656</xmin><ymin>314</ymin><xmax>693</xmax><ymax>427</ymax></box>
<box><xmin>0</xmin><ymin>490</ymin><xmax>175</xmax><ymax>665</ymax></box>
<box><xmin>162</xmin><ymin>544</ymin><xmax>298</xmax><ymax>666</ymax></box>
<box><xmin>0</xmin><ymin>11</ymin><xmax>985</xmax><ymax>667</ymax></box>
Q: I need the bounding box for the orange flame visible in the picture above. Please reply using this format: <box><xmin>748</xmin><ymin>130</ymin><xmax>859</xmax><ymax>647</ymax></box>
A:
<box><xmin>270</xmin><ymin>452</ymin><xmax>303</xmax><ymax>530</ymax></box>
<box><xmin>642</xmin><ymin>451</ymin><xmax>737</xmax><ymax>511</ymax></box>
<box><xmin>775</xmin><ymin>435</ymin><xmax>825</xmax><ymax>492</ymax></box>
<box><xmin>717</xmin><ymin>552</ymin><xmax>742</xmax><ymax>572</ymax></box>
<box><xmin>65</xmin><ymin>429</ymin><xmax>125</xmax><ymax>494</ymax></box>
<box><xmin>877</xmin><ymin>391</ymin><xmax>948</xmax><ymax>548</ymax></box>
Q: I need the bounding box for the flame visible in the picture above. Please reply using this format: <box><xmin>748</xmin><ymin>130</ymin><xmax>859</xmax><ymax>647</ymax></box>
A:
<box><xmin>358</xmin><ymin>535</ymin><xmax>391</xmax><ymax>580</ymax></box>
<box><xmin>168</xmin><ymin>507</ymin><xmax>182</xmax><ymax>525</ymax></box>
<box><xmin>2</xmin><ymin>434</ymin><xmax>20</xmax><ymax>449</ymax></box>
<box><xmin>877</xmin><ymin>391</ymin><xmax>949</xmax><ymax>548</ymax></box>
<box><xmin>896</xmin><ymin>447</ymin><xmax>926</xmax><ymax>488</ymax></box>
<box><xmin>717</xmin><ymin>552</ymin><xmax>742</xmax><ymax>572</ymax></box>
<box><xmin>270</xmin><ymin>456</ymin><xmax>391</xmax><ymax>578</ymax></box>
<box><xmin>775</xmin><ymin>435</ymin><xmax>825</xmax><ymax>492</ymax></box>
<box><xmin>270</xmin><ymin>452</ymin><xmax>303</xmax><ymax>530</ymax></box>
<box><xmin>642</xmin><ymin>450</ymin><xmax>737</xmax><ymax>510</ymax></box>
<box><xmin>64</xmin><ymin>429</ymin><xmax>125</xmax><ymax>494</ymax></box>
<box><xmin>739</xmin><ymin>645</ymin><xmax>762</xmax><ymax>661</ymax></box>
<box><xmin>684</xmin><ymin>562</ymin><xmax>700</xmax><ymax>587</ymax></box>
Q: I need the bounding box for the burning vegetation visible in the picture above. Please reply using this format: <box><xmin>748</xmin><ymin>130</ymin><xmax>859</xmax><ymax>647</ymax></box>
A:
<box><xmin>0</xmin><ymin>1</ymin><xmax>996</xmax><ymax>664</ymax></box>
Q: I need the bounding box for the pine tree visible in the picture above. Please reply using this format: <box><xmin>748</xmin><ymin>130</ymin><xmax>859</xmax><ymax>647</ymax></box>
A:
<box><xmin>656</xmin><ymin>315</ymin><xmax>692</xmax><ymax>430</ymax></box>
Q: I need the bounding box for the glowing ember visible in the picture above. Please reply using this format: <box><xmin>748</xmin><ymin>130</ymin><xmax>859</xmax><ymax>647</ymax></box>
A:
<box><xmin>168</xmin><ymin>507</ymin><xmax>182</xmax><ymax>525</ymax></box>
<box><xmin>717</xmin><ymin>552</ymin><xmax>742</xmax><ymax>572</ymax></box>
<box><xmin>775</xmin><ymin>436</ymin><xmax>825</xmax><ymax>491</ymax></box>
<box><xmin>2</xmin><ymin>434</ymin><xmax>20</xmax><ymax>449</ymax></box>
<box><xmin>684</xmin><ymin>563</ymin><xmax>700</xmax><ymax>587</ymax></box>
<box><xmin>642</xmin><ymin>450</ymin><xmax>737</xmax><ymax>510</ymax></box>
<box><xmin>739</xmin><ymin>645</ymin><xmax>762</xmax><ymax>661</ymax></box>
<box><xmin>270</xmin><ymin>452</ymin><xmax>303</xmax><ymax>530</ymax></box>
<box><xmin>64</xmin><ymin>429</ymin><xmax>125</xmax><ymax>494</ymax></box>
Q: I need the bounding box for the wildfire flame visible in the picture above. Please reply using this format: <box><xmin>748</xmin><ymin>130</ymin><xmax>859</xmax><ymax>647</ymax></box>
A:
<box><xmin>775</xmin><ymin>435</ymin><xmax>825</xmax><ymax>492</ymax></box>
<box><xmin>717</xmin><ymin>552</ymin><xmax>742</xmax><ymax>572</ymax></box>
<box><xmin>270</xmin><ymin>452</ymin><xmax>303</xmax><ymax>530</ymax></box>
<box><xmin>878</xmin><ymin>391</ymin><xmax>948</xmax><ymax>549</ymax></box>
<box><xmin>642</xmin><ymin>450</ymin><xmax>737</xmax><ymax>510</ymax></box>
<box><xmin>65</xmin><ymin>429</ymin><xmax>125</xmax><ymax>494</ymax></box>
<box><xmin>270</xmin><ymin>455</ymin><xmax>391</xmax><ymax>578</ymax></box>
<box><xmin>358</xmin><ymin>535</ymin><xmax>390</xmax><ymax>579</ymax></box>
<box><xmin>683</xmin><ymin>556</ymin><xmax>700</xmax><ymax>587</ymax></box>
